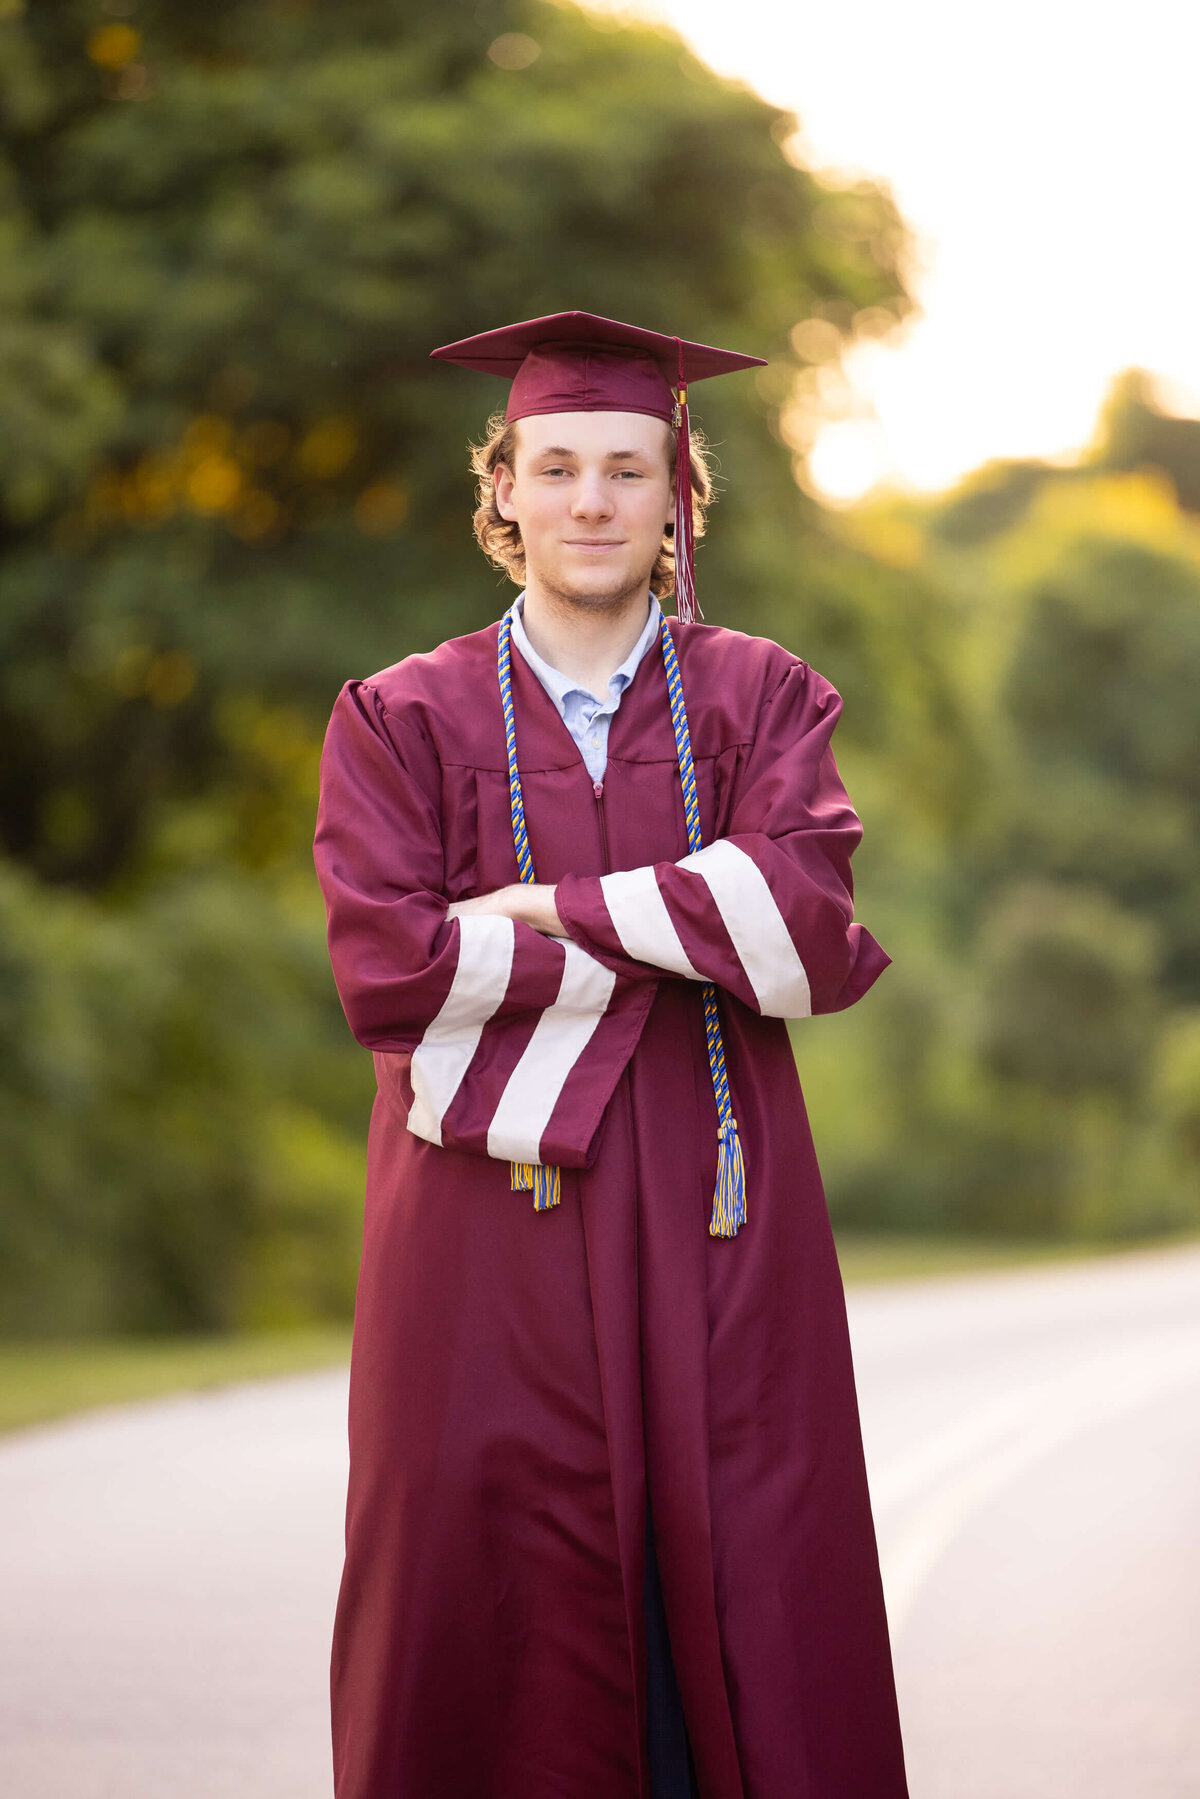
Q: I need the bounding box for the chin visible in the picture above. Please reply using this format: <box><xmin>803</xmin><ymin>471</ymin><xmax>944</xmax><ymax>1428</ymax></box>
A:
<box><xmin>545</xmin><ymin>560</ymin><xmax>654</xmax><ymax>610</ymax></box>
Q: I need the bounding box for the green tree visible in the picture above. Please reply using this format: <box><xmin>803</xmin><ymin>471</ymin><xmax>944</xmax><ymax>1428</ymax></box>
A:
<box><xmin>996</xmin><ymin>500</ymin><xmax>1200</xmax><ymax>1000</ymax></box>
<box><xmin>1091</xmin><ymin>368</ymin><xmax>1200</xmax><ymax>513</ymax></box>
<box><xmin>0</xmin><ymin>0</ymin><xmax>927</xmax><ymax>1330</ymax></box>
<box><xmin>0</xmin><ymin>0</ymin><xmax>914</xmax><ymax>890</ymax></box>
<box><xmin>825</xmin><ymin>467</ymin><xmax>1200</xmax><ymax>1241</ymax></box>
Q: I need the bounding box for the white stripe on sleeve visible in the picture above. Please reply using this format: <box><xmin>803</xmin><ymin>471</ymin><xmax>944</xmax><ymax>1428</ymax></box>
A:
<box><xmin>407</xmin><ymin>914</ymin><xmax>515</xmax><ymax>1147</ymax></box>
<box><xmin>486</xmin><ymin>943</ymin><xmax>617</xmax><ymax>1163</ymax></box>
<box><xmin>677</xmin><ymin>838</ymin><xmax>812</xmax><ymax>1017</ymax></box>
<box><xmin>598</xmin><ymin>863</ymin><xmax>703</xmax><ymax>980</ymax></box>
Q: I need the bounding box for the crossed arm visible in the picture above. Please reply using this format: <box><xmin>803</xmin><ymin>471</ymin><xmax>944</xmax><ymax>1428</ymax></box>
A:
<box><xmin>447</xmin><ymin>882</ymin><xmax>566</xmax><ymax>938</ymax></box>
<box><xmin>448</xmin><ymin>657</ymin><xmax>890</xmax><ymax>1020</ymax></box>
<box><xmin>317</xmin><ymin>655</ymin><xmax>890</xmax><ymax>1066</ymax></box>
<box><xmin>315</xmin><ymin>660</ymin><xmax>888</xmax><ymax>1168</ymax></box>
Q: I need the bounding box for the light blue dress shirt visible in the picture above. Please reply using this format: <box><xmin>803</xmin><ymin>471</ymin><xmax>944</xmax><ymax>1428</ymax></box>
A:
<box><xmin>507</xmin><ymin>590</ymin><xmax>663</xmax><ymax>786</ymax></box>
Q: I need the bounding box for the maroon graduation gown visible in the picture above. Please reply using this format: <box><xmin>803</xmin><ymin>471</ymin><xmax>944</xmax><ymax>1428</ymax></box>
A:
<box><xmin>314</xmin><ymin>614</ymin><xmax>910</xmax><ymax>1799</ymax></box>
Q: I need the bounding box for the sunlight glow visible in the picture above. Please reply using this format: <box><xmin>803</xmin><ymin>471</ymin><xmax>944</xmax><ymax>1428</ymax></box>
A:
<box><xmin>805</xmin><ymin>422</ymin><xmax>891</xmax><ymax>506</ymax></box>
<box><xmin>587</xmin><ymin>0</ymin><xmax>1200</xmax><ymax>499</ymax></box>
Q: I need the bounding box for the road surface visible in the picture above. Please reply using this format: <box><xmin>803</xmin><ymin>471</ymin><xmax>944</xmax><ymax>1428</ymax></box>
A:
<box><xmin>2</xmin><ymin>1240</ymin><xmax>1198</xmax><ymax>1797</ymax></box>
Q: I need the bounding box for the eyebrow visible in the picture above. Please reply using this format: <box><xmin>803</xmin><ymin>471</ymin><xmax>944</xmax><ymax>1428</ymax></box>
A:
<box><xmin>535</xmin><ymin>446</ymin><xmax>653</xmax><ymax>461</ymax></box>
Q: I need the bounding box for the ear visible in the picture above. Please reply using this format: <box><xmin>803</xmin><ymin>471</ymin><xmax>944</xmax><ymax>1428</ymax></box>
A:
<box><xmin>494</xmin><ymin>462</ymin><xmax>518</xmax><ymax>522</ymax></box>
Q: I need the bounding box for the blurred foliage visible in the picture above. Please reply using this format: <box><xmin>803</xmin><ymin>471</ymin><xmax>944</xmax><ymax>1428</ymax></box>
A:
<box><xmin>0</xmin><ymin>859</ymin><xmax>365</xmax><ymax>1333</ymax></box>
<box><xmin>0</xmin><ymin>0</ymin><xmax>924</xmax><ymax>1332</ymax></box>
<box><xmin>1092</xmin><ymin>369</ymin><xmax>1200</xmax><ymax>513</ymax></box>
<box><xmin>2</xmin><ymin>2</ymin><xmax>1196</xmax><ymax>1336</ymax></box>
<box><xmin>0</xmin><ymin>0</ymin><xmax>914</xmax><ymax>890</ymax></box>
<box><xmin>801</xmin><ymin>423</ymin><xmax>1200</xmax><ymax>1247</ymax></box>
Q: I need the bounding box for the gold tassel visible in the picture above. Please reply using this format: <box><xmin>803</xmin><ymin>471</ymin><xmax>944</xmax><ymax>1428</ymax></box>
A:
<box><xmin>708</xmin><ymin>1117</ymin><xmax>747</xmax><ymax>1237</ymax></box>
<box><xmin>511</xmin><ymin>1161</ymin><xmax>561</xmax><ymax>1212</ymax></box>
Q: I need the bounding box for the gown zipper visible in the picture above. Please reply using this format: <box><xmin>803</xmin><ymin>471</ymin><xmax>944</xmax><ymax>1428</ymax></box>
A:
<box><xmin>592</xmin><ymin>778</ymin><xmax>611</xmax><ymax>873</ymax></box>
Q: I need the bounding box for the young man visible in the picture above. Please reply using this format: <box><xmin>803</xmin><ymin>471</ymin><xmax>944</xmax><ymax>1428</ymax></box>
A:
<box><xmin>314</xmin><ymin>312</ymin><xmax>910</xmax><ymax>1799</ymax></box>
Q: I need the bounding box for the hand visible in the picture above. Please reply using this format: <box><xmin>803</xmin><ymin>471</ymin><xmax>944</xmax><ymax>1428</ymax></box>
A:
<box><xmin>446</xmin><ymin>883</ymin><xmax>567</xmax><ymax>937</ymax></box>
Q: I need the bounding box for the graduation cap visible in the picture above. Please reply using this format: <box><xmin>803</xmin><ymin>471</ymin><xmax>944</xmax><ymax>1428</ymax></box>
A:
<box><xmin>431</xmin><ymin>311</ymin><xmax>766</xmax><ymax>623</ymax></box>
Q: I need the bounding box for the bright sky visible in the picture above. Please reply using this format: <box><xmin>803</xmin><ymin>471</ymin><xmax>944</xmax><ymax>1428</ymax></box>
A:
<box><xmin>588</xmin><ymin>0</ymin><xmax>1200</xmax><ymax>499</ymax></box>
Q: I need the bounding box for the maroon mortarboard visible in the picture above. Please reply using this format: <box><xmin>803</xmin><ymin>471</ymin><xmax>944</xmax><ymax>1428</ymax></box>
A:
<box><xmin>431</xmin><ymin>311</ymin><xmax>765</xmax><ymax>622</ymax></box>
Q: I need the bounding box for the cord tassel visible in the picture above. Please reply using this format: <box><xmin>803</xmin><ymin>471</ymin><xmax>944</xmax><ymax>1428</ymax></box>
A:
<box><xmin>510</xmin><ymin>1161</ymin><xmax>561</xmax><ymax>1211</ymax></box>
<box><xmin>709</xmin><ymin>1117</ymin><xmax>746</xmax><ymax>1237</ymax></box>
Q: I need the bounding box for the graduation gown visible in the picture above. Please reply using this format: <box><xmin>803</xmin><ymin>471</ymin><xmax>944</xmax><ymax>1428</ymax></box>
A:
<box><xmin>313</xmin><ymin>613</ymin><xmax>910</xmax><ymax>1799</ymax></box>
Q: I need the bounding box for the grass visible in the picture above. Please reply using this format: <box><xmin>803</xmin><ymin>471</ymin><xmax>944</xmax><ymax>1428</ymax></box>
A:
<box><xmin>831</xmin><ymin>1228</ymin><xmax>1187</xmax><ymax>1285</ymax></box>
<box><xmin>3</xmin><ymin>1229</ymin><xmax>1197</xmax><ymax>1437</ymax></box>
<box><xmin>0</xmin><ymin>1325</ymin><xmax>351</xmax><ymax>1438</ymax></box>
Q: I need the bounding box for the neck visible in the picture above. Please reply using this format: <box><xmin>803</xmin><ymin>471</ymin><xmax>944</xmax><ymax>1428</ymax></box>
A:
<box><xmin>519</xmin><ymin>574</ymin><xmax>653</xmax><ymax>692</ymax></box>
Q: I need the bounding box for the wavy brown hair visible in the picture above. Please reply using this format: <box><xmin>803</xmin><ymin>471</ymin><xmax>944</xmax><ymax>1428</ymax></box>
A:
<box><xmin>469</xmin><ymin>412</ymin><xmax>716</xmax><ymax>598</ymax></box>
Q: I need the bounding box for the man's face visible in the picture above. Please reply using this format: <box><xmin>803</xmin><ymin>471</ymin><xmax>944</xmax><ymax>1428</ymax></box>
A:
<box><xmin>494</xmin><ymin>410</ymin><xmax>673</xmax><ymax>609</ymax></box>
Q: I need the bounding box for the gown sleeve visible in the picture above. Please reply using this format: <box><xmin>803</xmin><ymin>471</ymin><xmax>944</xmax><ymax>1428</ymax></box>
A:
<box><xmin>314</xmin><ymin>678</ymin><xmax>656</xmax><ymax>1169</ymax></box>
<box><xmin>553</xmin><ymin>659</ymin><xmax>891</xmax><ymax>1018</ymax></box>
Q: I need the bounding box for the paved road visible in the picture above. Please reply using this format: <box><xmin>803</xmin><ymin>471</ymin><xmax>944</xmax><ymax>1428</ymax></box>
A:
<box><xmin>2</xmin><ymin>1241</ymin><xmax>1198</xmax><ymax>1798</ymax></box>
<box><xmin>861</xmin><ymin>1241</ymin><xmax>1200</xmax><ymax>1799</ymax></box>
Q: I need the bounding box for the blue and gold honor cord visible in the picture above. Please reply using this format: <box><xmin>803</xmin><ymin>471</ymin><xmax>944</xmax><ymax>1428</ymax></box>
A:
<box><xmin>498</xmin><ymin>612</ymin><xmax>561</xmax><ymax>1211</ymax></box>
<box><xmin>659</xmin><ymin>620</ymin><xmax>747</xmax><ymax>1236</ymax></box>
<box><xmin>496</xmin><ymin>609</ymin><xmax>746</xmax><ymax>1235</ymax></box>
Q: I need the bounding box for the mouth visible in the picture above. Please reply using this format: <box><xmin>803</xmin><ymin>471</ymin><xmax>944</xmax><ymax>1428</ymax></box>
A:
<box><xmin>564</xmin><ymin>539</ymin><xmax>626</xmax><ymax>550</ymax></box>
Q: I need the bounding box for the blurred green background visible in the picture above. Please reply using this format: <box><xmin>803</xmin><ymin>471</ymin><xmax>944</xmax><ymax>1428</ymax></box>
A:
<box><xmin>2</xmin><ymin>0</ymin><xmax>1198</xmax><ymax>1341</ymax></box>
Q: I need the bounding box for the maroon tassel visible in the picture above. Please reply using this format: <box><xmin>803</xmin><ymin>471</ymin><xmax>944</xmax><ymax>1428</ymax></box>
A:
<box><xmin>673</xmin><ymin>337</ymin><xmax>702</xmax><ymax>624</ymax></box>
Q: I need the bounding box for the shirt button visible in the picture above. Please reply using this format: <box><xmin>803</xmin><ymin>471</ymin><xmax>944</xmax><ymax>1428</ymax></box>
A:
<box><xmin>590</xmin><ymin>734</ymin><xmax>601</xmax><ymax>746</ymax></box>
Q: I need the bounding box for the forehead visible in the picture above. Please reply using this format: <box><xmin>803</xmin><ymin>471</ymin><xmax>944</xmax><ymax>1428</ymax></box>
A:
<box><xmin>514</xmin><ymin>410</ymin><xmax>670</xmax><ymax>460</ymax></box>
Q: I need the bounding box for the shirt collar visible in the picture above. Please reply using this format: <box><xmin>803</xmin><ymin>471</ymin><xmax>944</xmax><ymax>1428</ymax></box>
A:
<box><xmin>507</xmin><ymin>590</ymin><xmax>662</xmax><ymax>707</ymax></box>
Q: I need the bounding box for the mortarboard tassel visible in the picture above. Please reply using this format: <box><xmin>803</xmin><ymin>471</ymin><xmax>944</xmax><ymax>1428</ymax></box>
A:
<box><xmin>672</xmin><ymin>339</ymin><xmax>703</xmax><ymax>625</ymax></box>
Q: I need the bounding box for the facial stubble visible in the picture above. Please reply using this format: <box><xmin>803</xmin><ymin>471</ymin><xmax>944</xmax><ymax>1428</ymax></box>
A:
<box><xmin>536</xmin><ymin>555</ymin><xmax>659</xmax><ymax>618</ymax></box>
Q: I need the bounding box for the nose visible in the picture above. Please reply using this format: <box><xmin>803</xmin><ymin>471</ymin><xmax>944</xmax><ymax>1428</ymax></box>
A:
<box><xmin>571</xmin><ymin>467</ymin><xmax>615</xmax><ymax>520</ymax></box>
